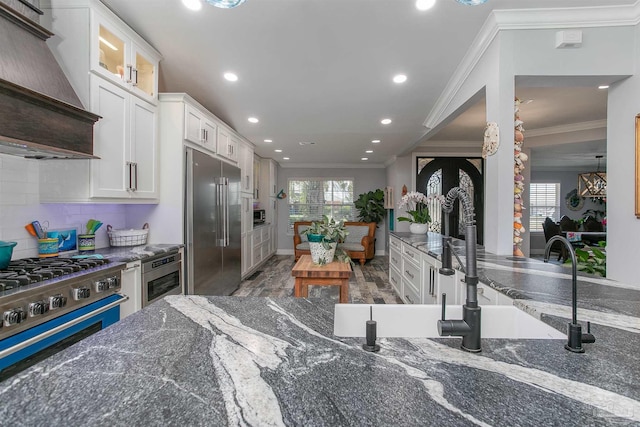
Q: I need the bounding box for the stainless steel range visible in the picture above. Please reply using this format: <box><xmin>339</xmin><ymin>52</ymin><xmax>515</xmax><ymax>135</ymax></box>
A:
<box><xmin>0</xmin><ymin>257</ymin><xmax>127</xmax><ymax>380</ymax></box>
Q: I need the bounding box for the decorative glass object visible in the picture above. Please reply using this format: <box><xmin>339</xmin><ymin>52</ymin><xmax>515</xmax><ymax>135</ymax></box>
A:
<box><xmin>455</xmin><ymin>0</ymin><xmax>488</xmax><ymax>5</ymax></box>
<box><xmin>205</xmin><ymin>0</ymin><xmax>246</xmax><ymax>8</ymax></box>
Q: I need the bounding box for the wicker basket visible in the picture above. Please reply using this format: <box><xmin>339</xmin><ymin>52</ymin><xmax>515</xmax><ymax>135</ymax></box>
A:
<box><xmin>107</xmin><ymin>223</ymin><xmax>149</xmax><ymax>247</ymax></box>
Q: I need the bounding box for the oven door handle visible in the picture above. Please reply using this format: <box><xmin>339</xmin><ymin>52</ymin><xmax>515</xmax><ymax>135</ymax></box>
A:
<box><xmin>0</xmin><ymin>294</ymin><xmax>129</xmax><ymax>360</ymax></box>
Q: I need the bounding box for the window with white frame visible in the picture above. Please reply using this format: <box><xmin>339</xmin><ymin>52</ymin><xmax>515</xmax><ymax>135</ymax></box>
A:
<box><xmin>288</xmin><ymin>178</ymin><xmax>355</xmax><ymax>231</ymax></box>
<box><xmin>529</xmin><ymin>182</ymin><xmax>561</xmax><ymax>231</ymax></box>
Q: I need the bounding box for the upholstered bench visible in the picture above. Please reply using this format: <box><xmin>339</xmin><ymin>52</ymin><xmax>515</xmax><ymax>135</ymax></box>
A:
<box><xmin>293</xmin><ymin>221</ymin><xmax>376</xmax><ymax>266</ymax></box>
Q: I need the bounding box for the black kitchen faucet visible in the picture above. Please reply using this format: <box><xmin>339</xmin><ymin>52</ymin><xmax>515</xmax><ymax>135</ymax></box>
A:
<box><xmin>544</xmin><ymin>235</ymin><xmax>596</xmax><ymax>353</ymax></box>
<box><xmin>437</xmin><ymin>187</ymin><xmax>482</xmax><ymax>353</ymax></box>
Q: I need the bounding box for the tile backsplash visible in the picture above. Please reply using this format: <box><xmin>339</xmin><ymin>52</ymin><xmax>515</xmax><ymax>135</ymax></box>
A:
<box><xmin>0</xmin><ymin>154</ymin><xmax>128</xmax><ymax>259</ymax></box>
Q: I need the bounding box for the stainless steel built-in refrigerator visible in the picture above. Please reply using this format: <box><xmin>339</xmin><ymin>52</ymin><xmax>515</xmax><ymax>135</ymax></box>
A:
<box><xmin>185</xmin><ymin>148</ymin><xmax>242</xmax><ymax>295</ymax></box>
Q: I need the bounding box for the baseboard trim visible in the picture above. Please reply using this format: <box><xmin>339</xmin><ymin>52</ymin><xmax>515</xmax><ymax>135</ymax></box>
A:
<box><xmin>277</xmin><ymin>249</ymin><xmax>294</xmax><ymax>255</ymax></box>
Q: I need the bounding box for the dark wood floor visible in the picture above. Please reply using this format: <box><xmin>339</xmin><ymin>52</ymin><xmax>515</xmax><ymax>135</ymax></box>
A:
<box><xmin>233</xmin><ymin>255</ymin><xmax>403</xmax><ymax>304</ymax></box>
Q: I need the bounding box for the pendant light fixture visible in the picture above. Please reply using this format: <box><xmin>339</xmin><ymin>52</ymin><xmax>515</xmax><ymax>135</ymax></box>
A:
<box><xmin>578</xmin><ymin>155</ymin><xmax>607</xmax><ymax>198</ymax></box>
<box><xmin>205</xmin><ymin>0</ymin><xmax>246</xmax><ymax>8</ymax></box>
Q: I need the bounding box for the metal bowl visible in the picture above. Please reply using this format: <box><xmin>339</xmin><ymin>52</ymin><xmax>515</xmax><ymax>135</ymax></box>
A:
<box><xmin>0</xmin><ymin>241</ymin><xmax>17</xmax><ymax>269</ymax></box>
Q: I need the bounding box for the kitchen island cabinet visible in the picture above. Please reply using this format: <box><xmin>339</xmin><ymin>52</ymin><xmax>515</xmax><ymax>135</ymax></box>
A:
<box><xmin>1</xmin><ymin>287</ymin><xmax>639</xmax><ymax>425</ymax></box>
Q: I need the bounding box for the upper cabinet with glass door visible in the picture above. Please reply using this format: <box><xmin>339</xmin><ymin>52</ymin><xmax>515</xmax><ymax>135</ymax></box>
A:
<box><xmin>91</xmin><ymin>8</ymin><xmax>160</xmax><ymax>104</ymax></box>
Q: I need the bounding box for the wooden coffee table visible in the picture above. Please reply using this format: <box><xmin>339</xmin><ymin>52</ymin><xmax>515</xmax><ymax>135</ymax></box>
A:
<box><xmin>291</xmin><ymin>255</ymin><xmax>353</xmax><ymax>303</ymax></box>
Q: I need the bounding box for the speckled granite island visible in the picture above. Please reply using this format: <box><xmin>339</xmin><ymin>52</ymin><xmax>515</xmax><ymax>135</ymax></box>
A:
<box><xmin>1</xmin><ymin>235</ymin><xmax>639</xmax><ymax>426</ymax></box>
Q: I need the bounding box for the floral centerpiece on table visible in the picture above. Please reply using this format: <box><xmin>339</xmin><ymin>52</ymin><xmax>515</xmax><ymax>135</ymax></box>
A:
<box><xmin>397</xmin><ymin>192</ymin><xmax>445</xmax><ymax>234</ymax></box>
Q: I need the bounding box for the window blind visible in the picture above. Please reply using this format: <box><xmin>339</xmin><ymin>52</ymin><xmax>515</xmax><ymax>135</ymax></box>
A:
<box><xmin>529</xmin><ymin>183</ymin><xmax>561</xmax><ymax>231</ymax></box>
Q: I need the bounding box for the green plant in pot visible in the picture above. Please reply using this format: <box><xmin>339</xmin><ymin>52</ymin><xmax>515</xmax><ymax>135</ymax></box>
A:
<box><xmin>354</xmin><ymin>189</ymin><xmax>385</xmax><ymax>224</ymax></box>
<box><xmin>301</xmin><ymin>215</ymin><xmax>349</xmax><ymax>265</ymax></box>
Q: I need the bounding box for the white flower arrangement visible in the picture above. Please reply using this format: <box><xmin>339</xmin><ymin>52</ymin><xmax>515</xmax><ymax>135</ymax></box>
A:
<box><xmin>398</xmin><ymin>192</ymin><xmax>445</xmax><ymax>224</ymax></box>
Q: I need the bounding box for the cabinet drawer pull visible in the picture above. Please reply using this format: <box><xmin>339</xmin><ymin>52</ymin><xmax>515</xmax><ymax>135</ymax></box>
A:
<box><xmin>405</xmin><ymin>270</ymin><xmax>414</xmax><ymax>279</ymax></box>
<box><xmin>405</xmin><ymin>295</ymin><xmax>414</xmax><ymax>304</ymax></box>
<box><xmin>391</xmin><ymin>257</ymin><xmax>397</xmax><ymax>264</ymax></box>
<box><xmin>390</xmin><ymin>276</ymin><xmax>397</xmax><ymax>284</ymax></box>
<box><xmin>406</xmin><ymin>251</ymin><xmax>414</xmax><ymax>258</ymax></box>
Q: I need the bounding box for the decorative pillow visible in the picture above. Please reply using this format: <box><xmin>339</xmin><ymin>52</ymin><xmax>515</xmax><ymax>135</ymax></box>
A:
<box><xmin>345</xmin><ymin>226</ymin><xmax>369</xmax><ymax>243</ymax></box>
<box><xmin>297</xmin><ymin>225</ymin><xmax>309</xmax><ymax>242</ymax></box>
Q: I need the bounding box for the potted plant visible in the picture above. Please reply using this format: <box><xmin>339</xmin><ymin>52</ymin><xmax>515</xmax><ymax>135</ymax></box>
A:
<box><xmin>301</xmin><ymin>215</ymin><xmax>349</xmax><ymax>265</ymax></box>
<box><xmin>397</xmin><ymin>191</ymin><xmax>444</xmax><ymax>234</ymax></box>
<box><xmin>354</xmin><ymin>189</ymin><xmax>386</xmax><ymax>224</ymax></box>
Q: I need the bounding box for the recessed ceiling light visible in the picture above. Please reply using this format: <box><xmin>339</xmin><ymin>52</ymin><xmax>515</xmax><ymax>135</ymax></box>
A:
<box><xmin>372</xmin><ymin>139</ymin><xmax>381</xmax><ymax>144</ymax></box>
<box><xmin>366</xmin><ymin>150</ymin><xmax>373</xmax><ymax>153</ymax></box>
<box><xmin>283</xmin><ymin>157</ymin><xmax>290</xmax><ymax>160</ymax></box>
<box><xmin>274</xmin><ymin>149</ymin><xmax>283</xmax><ymax>153</ymax></box>
<box><xmin>361</xmin><ymin>157</ymin><xmax>369</xmax><ymax>161</ymax></box>
<box><xmin>182</xmin><ymin>0</ymin><xmax>202</xmax><ymax>11</ymax></box>
<box><xmin>299</xmin><ymin>141</ymin><xmax>315</xmax><ymax>146</ymax></box>
<box><xmin>223</xmin><ymin>72</ymin><xmax>238</xmax><ymax>82</ymax></box>
<box><xmin>393</xmin><ymin>74</ymin><xmax>407</xmax><ymax>84</ymax></box>
<box><xmin>415</xmin><ymin>0</ymin><xmax>436</xmax><ymax>11</ymax></box>
<box><xmin>264</xmin><ymin>139</ymin><xmax>272</xmax><ymax>143</ymax></box>
<box><xmin>381</xmin><ymin>118</ymin><xmax>392</xmax><ymax>125</ymax></box>
<box><xmin>598</xmin><ymin>85</ymin><xmax>609</xmax><ymax>89</ymax></box>
<box><xmin>248</xmin><ymin>117</ymin><xmax>259</xmax><ymax>124</ymax></box>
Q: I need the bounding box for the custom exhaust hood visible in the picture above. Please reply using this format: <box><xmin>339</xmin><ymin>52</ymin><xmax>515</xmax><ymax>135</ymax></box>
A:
<box><xmin>0</xmin><ymin>0</ymin><xmax>99</xmax><ymax>159</ymax></box>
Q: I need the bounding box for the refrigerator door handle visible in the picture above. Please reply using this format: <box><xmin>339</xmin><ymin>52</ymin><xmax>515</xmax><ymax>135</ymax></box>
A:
<box><xmin>216</xmin><ymin>177</ymin><xmax>225</xmax><ymax>247</ymax></box>
<box><xmin>223</xmin><ymin>177</ymin><xmax>230</xmax><ymax>247</ymax></box>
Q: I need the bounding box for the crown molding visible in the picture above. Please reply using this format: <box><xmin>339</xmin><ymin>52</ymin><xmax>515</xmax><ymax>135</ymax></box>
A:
<box><xmin>423</xmin><ymin>2</ymin><xmax>640</xmax><ymax>131</ymax></box>
<box><xmin>384</xmin><ymin>155</ymin><xmax>397</xmax><ymax>168</ymax></box>
<box><xmin>279</xmin><ymin>162</ymin><xmax>386</xmax><ymax>169</ymax></box>
<box><xmin>526</xmin><ymin>119</ymin><xmax>607</xmax><ymax>138</ymax></box>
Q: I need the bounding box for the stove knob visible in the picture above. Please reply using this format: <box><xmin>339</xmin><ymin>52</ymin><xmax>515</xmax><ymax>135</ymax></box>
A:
<box><xmin>94</xmin><ymin>280</ymin><xmax>108</xmax><ymax>293</ymax></box>
<box><xmin>106</xmin><ymin>276</ymin><xmax>119</xmax><ymax>289</ymax></box>
<box><xmin>29</xmin><ymin>301</ymin><xmax>50</xmax><ymax>317</ymax></box>
<box><xmin>73</xmin><ymin>287</ymin><xmax>91</xmax><ymax>300</ymax></box>
<box><xmin>49</xmin><ymin>294</ymin><xmax>67</xmax><ymax>309</ymax></box>
<box><xmin>4</xmin><ymin>308</ymin><xmax>26</xmax><ymax>326</ymax></box>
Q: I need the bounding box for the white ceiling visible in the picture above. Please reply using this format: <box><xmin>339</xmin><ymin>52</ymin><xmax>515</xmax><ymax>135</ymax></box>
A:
<box><xmin>101</xmin><ymin>0</ymin><xmax>635</xmax><ymax>167</ymax></box>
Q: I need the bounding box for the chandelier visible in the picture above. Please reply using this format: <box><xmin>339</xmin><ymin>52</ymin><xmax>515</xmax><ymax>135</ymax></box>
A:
<box><xmin>578</xmin><ymin>155</ymin><xmax>606</xmax><ymax>198</ymax></box>
<box><xmin>205</xmin><ymin>0</ymin><xmax>246</xmax><ymax>8</ymax></box>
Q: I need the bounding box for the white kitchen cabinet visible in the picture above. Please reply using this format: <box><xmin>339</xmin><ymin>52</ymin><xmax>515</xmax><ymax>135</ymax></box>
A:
<box><xmin>40</xmin><ymin>0</ymin><xmax>160</xmax><ymax>202</ymax></box>
<box><xmin>216</xmin><ymin>127</ymin><xmax>238</xmax><ymax>162</ymax></box>
<box><xmin>253</xmin><ymin>155</ymin><xmax>261</xmax><ymax>199</ymax></box>
<box><xmin>41</xmin><ymin>76</ymin><xmax>158</xmax><ymax>201</ymax></box>
<box><xmin>238</xmin><ymin>141</ymin><xmax>254</xmax><ymax>195</ymax></box>
<box><xmin>421</xmin><ymin>255</ymin><xmax>438</xmax><ymax>305</ymax></box>
<box><xmin>260</xmin><ymin>158</ymin><xmax>278</xmax><ymax>199</ymax></box>
<box><xmin>241</xmin><ymin>233</ymin><xmax>252</xmax><ymax>276</ymax></box>
<box><xmin>400</xmin><ymin>241</ymin><xmax>422</xmax><ymax>305</ymax></box>
<box><xmin>42</xmin><ymin>0</ymin><xmax>161</xmax><ymax>105</ymax></box>
<box><xmin>184</xmin><ymin>104</ymin><xmax>217</xmax><ymax>152</ymax></box>
<box><xmin>241</xmin><ymin>195</ymin><xmax>253</xmax><ymax>235</ymax></box>
<box><xmin>120</xmin><ymin>260</ymin><xmax>142</xmax><ymax>319</ymax></box>
<box><xmin>90</xmin><ymin>4</ymin><xmax>159</xmax><ymax>104</ymax></box>
<box><xmin>388</xmin><ymin>236</ymin><xmax>403</xmax><ymax>297</ymax></box>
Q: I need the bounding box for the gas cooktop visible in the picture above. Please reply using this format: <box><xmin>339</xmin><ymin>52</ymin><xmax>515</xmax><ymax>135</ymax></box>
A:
<box><xmin>0</xmin><ymin>257</ymin><xmax>111</xmax><ymax>291</ymax></box>
<box><xmin>0</xmin><ymin>257</ymin><xmax>125</xmax><ymax>340</ymax></box>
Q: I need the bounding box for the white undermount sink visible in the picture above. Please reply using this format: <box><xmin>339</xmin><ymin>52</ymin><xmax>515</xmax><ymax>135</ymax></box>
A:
<box><xmin>334</xmin><ymin>304</ymin><xmax>566</xmax><ymax>339</ymax></box>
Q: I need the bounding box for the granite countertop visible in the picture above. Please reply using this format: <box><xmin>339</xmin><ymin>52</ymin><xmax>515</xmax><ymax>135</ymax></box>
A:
<box><xmin>390</xmin><ymin>232</ymin><xmax>640</xmax><ymax>325</ymax></box>
<box><xmin>1</xmin><ymin>235</ymin><xmax>639</xmax><ymax>425</ymax></box>
<box><xmin>1</xmin><ymin>295</ymin><xmax>639</xmax><ymax>425</ymax></box>
<box><xmin>69</xmin><ymin>243</ymin><xmax>183</xmax><ymax>263</ymax></box>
